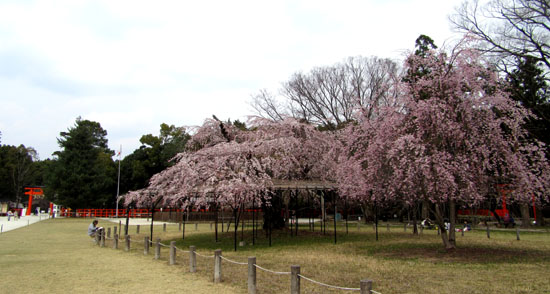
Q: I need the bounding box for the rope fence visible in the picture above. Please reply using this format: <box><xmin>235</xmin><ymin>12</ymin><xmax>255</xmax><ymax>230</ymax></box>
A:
<box><xmin>97</xmin><ymin>226</ymin><xmax>382</xmax><ymax>294</ymax></box>
<box><xmin>254</xmin><ymin>264</ymin><xmax>291</xmax><ymax>275</ymax></box>
<box><xmin>298</xmin><ymin>274</ymin><xmax>360</xmax><ymax>291</ymax></box>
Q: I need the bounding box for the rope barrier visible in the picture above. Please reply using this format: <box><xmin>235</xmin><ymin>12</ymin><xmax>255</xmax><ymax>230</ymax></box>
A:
<box><xmin>220</xmin><ymin>255</ymin><xmax>248</xmax><ymax>265</ymax></box>
<box><xmin>97</xmin><ymin>237</ymin><xmax>380</xmax><ymax>293</ymax></box>
<box><xmin>194</xmin><ymin>251</ymin><xmax>215</xmax><ymax>258</ymax></box>
<box><xmin>297</xmin><ymin>274</ymin><xmax>360</xmax><ymax>291</ymax></box>
<box><xmin>175</xmin><ymin>247</ymin><xmax>191</xmax><ymax>253</ymax></box>
<box><xmin>254</xmin><ymin>264</ymin><xmax>291</xmax><ymax>275</ymax></box>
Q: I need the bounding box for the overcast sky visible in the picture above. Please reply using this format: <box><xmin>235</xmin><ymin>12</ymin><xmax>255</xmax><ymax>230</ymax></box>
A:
<box><xmin>0</xmin><ymin>0</ymin><xmax>465</xmax><ymax>159</ymax></box>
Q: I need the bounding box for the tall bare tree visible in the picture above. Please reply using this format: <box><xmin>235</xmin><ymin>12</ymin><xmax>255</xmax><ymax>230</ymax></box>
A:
<box><xmin>251</xmin><ymin>56</ymin><xmax>401</xmax><ymax>129</ymax></box>
<box><xmin>450</xmin><ymin>0</ymin><xmax>550</xmax><ymax>80</ymax></box>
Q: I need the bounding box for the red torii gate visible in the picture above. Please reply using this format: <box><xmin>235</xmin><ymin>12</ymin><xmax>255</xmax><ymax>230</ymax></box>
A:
<box><xmin>24</xmin><ymin>187</ymin><xmax>44</xmax><ymax>216</ymax></box>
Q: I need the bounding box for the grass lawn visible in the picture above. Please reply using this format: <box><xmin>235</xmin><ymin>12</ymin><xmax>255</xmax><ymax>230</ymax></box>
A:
<box><xmin>3</xmin><ymin>218</ymin><xmax>549</xmax><ymax>294</ymax></box>
<box><xmin>0</xmin><ymin>218</ymin><xmax>240</xmax><ymax>294</ymax></box>
<box><xmin>124</xmin><ymin>221</ymin><xmax>550</xmax><ymax>294</ymax></box>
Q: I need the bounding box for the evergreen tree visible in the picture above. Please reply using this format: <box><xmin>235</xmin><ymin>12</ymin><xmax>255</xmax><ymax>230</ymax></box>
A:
<box><xmin>46</xmin><ymin>118</ymin><xmax>116</xmax><ymax>208</ymax></box>
<box><xmin>119</xmin><ymin>123</ymin><xmax>190</xmax><ymax>194</ymax></box>
<box><xmin>507</xmin><ymin>56</ymin><xmax>550</xmax><ymax>152</ymax></box>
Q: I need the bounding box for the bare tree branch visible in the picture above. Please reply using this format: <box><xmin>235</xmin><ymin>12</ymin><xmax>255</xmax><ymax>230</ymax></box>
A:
<box><xmin>450</xmin><ymin>0</ymin><xmax>550</xmax><ymax>80</ymax></box>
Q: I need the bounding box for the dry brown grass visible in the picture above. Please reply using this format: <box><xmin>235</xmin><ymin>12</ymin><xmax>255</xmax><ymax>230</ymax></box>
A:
<box><xmin>130</xmin><ymin>222</ymin><xmax>550</xmax><ymax>294</ymax></box>
<box><xmin>0</xmin><ymin>218</ymin><xmax>240</xmax><ymax>294</ymax></box>
<box><xmin>4</xmin><ymin>219</ymin><xmax>549</xmax><ymax>294</ymax></box>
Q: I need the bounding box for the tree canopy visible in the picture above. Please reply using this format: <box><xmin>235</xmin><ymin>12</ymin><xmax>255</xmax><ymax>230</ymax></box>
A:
<box><xmin>335</xmin><ymin>43</ymin><xmax>550</xmax><ymax>249</ymax></box>
<box><xmin>46</xmin><ymin>118</ymin><xmax>116</xmax><ymax>209</ymax></box>
<box><xmin>451</xmin><ymin>0</ymin><xmax>550</xmax><ymax>80</ymax></box>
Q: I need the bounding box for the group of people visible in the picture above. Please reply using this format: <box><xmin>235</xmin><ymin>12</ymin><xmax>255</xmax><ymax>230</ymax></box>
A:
<box><xmin>6</xmin><ymin>210</ymin><xmax>19</xmax><ymax>221</ymax></box>
<box><xmin>420</xmin><ymin>218</ymin><xmax>472</xmax><ymax>232</ymax></box>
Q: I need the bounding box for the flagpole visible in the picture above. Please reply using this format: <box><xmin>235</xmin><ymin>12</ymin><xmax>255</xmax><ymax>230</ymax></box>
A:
<box><xmin>115</xmin><ymin>145</ymin><xmax>122</xmax><ymax>218</ymax></box>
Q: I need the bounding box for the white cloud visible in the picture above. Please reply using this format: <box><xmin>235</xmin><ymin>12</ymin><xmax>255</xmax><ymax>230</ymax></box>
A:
<box><xmin>0</xmin><ymin>0</ymin><xmax>465</xmax><ymax>158</ymax></box>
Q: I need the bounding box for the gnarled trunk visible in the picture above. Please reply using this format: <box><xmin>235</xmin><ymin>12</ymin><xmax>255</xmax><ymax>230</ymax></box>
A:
<box><xmin>433</xmin><ymin>202</ymin><xmax>456</xmax><ymax>250</ymax></box>
<box><xmin>448</xmin><ymin>200</ymin><xmax>456</xmax><ymax>247</ymax></box>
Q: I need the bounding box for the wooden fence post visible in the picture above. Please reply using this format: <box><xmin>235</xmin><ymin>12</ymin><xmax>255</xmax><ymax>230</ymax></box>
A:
<box><xmin>155</xmin><ymin>238</ymin><xmax>161</xmax><ymax>260</ymax></box>
<box><xmin>248</xmin><ymin>257</ymin><xmax>256</xmax><ymax>294</ymax></box>
<box><xmin>360</xmin><ymin>279</ymin><xmax>373</xmax><ymax>294</ymax></box>
<box><xmin>107</xmin><ymin>227</ymin><xmax>111</xmax><ymax>238</ymax></box>
<box><xmin>95</xmin><ymin>231</ymin><xmax>100</xmax><ymax>245</ymax></box>
<box><xmin>163</xmin><ymin>223</ymin><xmax>167</xmax><ymax>232</ymax></box>
<box><xmin>137</xmin><ymin>224</ymin><xmax>140</xmax><ymax>234</ymax></box>
<box><xmin>291</xmin><ymin>265</ymin><xmax>300</xmax><ymax>294</ymax></box>
<box><xmin>486</xmin><ymin>226</ymin><xmax>490</xmax><ymax>239</ymax></box>
<box><xmin>100</xmin><ymin>229</ymin><xmax>105</xmax><ymax>247</ymax></box>
<box><xmin>189</xmin><ymin>246</ymin><xmax>197</xmax><ymax>273</ymax></box>
<box><xmin>169</xmin><ymin>241</ymin><xmax>176</xmax><ymax>265</ymax></box>
<box><xmin>214</xmin><ymin>249</ymin><xmax>222</xmax><ymax>283</ymax></box>
<box><xmin>516</xmin><ymin>227</ymin><xmax>520</xmax><ymax>241</ymax></box>
<box><xmin>195</xmin><ymin>223</ymin><xmax>198</xmax><ymax>231</ymax></box>
<box><xmin>144</xmin><ymin>236</ymin><xmax>150</xmax><ymax>255</ymax></box>
<box><xmin>125</xmin><ymin>235</ymin><xmax>130</xmax><ymax>251</ymax></box>
<box><xmin>113</xmin><ymin>226</ymin><xmax>117</xmax><ymax>238</ymax></box>
<box><xmin>113</xmin><ymin>233</ymin><xmax>119</xmax><ymax>249</ymax></box>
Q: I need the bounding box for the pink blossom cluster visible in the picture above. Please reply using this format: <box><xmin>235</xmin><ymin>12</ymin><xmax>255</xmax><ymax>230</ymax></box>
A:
<box><xmin>335</xmin><ymin>46</ymin><xmax>549</xmax><ymax>208</ymax></box>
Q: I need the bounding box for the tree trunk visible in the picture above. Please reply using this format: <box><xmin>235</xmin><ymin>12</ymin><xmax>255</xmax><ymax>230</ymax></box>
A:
<box><xmin>520</xmin><ymin>204</ymin><xmax>531</xmax><ymax>228</ymax></box>
<box><xmin>284</xmin><ymin>191</ymin><xmax>290</xmax><ymax>229</ymax></box>
<box><xmin>434</xmin><ymin>203</ymin><xmax>455</xmax><ymax>250</ymax></box>
<box><xmin>535</xmin><ymin>206</ymin><xmax>545</xmax><ymax>226</ymax></box>
<box><xmin>412</xmin><ymin>203</ymin><xmax>418</xmax><ymax>235</ymax></box>
<box><xmin>233</xmin><ymin>208</ymin><xmax>239</xmax><ymax>251</ymax></box>
<box><xmin>422</xmin><ymin>200</ymin><xmax>430</xmax><ymax>219</ymax></box>
<box><xmin>448</xmin><ymin>200</ymin><xmax>456</xmax><ymax>247</ymax></box>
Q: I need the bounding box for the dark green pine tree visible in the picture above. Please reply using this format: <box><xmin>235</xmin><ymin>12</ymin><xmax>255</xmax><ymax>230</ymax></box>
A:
<box><xmin>46</xmin><ymin>117</ymin><xmax>116</xmax><ymax>209</ymax></box>
<box><xmin>403</xmin><ymin>34</ymin><xmax>438</xmax><ymax>101</ymax></box>
<box><xmin>507</xmin><ymin>56</ymin><xmax>550</xmax><ymax>153</ymax></box>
